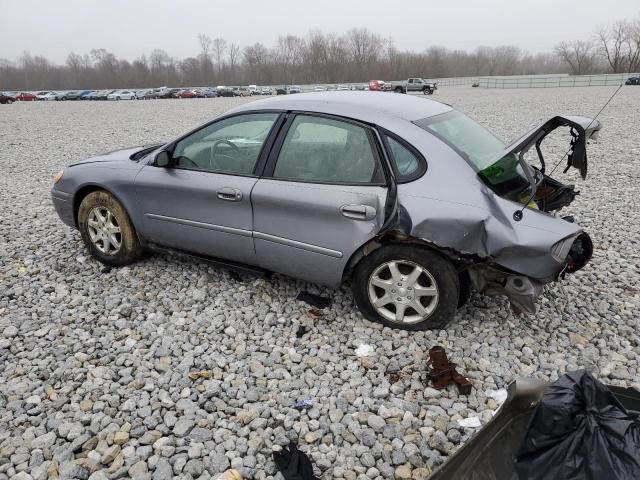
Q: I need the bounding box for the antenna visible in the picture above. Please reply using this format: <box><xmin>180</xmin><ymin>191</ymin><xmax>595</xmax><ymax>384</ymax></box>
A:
<box><xmin>513</xmin><ymin>82</ymin><xmax>624</xmax><ymax>221</ymax></box>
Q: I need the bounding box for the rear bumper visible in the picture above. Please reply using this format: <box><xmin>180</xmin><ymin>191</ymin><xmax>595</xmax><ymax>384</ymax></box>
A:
<box><xmin>51</xmin><ymin>188</ymin><xmax>76</xmax><ymax>228</ymax></box>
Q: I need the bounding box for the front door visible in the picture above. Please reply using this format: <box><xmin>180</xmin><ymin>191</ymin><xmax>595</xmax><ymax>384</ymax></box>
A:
<box><xmin>252</xmin><ymin>113</ymin><xmax>388</xmax><ymax>286</ymax></box>
<box><xmin>134</xmin><ymin>112</ymin><xmax>281</xmax><ymax>264</ymax></box>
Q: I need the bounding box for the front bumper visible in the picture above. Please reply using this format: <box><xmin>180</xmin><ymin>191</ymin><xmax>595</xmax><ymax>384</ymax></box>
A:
<box><xmin>51</xmin><ymin>188</ymin><xmax>76</xmax><ymax>228</ymax></box>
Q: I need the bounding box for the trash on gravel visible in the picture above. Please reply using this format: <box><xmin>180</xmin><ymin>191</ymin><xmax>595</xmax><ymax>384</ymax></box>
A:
<box><xmin>213</xmin><ymin>470</ymin><xmax>243</xmax><ymax>480</ymax></box>
<box><xmin>296</xmin><ymin>291</ymin><xmax>331</xmax><ymax>309</ymax></box>
<box><xmin>296</xmin><ymin>325</ymin><xmax>309</xmax><ymax>338</ymax></box>
<box><xmin>427</xmin><ymin>346</ymin><xmax>472</xmax><ymax>394</ymax></box>
<box><xmin>273</xmin><ymin>441</ymin><xmax>319</xmax><ymax>480</ymax></box>
<box><xmin>457</xmin><ymin>416</ymin><xmax>482</xmax><ymax>428</ymax></box>
<box><xmin>187</xmin><ymin>370</ymin><xmax>212</xmax><ymax>380</ymax></box>
<box><xmin>515</xmin><ymin>370</ymin><xmax>640</xmax><ymax>480</ymax></box>
<box><xmin>487</xmin><ymin>388</ymin><xmax>508</xmax><ymax>408</ymax></box>
<box><xmin>355</xmin><ymin>343</ymin><xmax>375</xmax><ymax>357</ymax></box>
<box><xmin>291</xmin><ymin>399</ymin><xmax>314</xmax><ymax>410</ymax></box>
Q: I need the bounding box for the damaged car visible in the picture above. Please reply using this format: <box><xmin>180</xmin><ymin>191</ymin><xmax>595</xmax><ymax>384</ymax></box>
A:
<box><xmin>51</xmin><ymin>92</ymin><xmax>601</xmax><ymax>330</ymax></box>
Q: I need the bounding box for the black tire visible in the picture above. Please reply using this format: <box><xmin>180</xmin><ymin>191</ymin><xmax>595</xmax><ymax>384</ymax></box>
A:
<box><xmin>458</xmin><ymin>270</ymin><xmax>472</xmax><ymax>308</ymax></box>
<box><xmin>78</xmin><ymin>190</ymin><xmax>142</xmax><ymax>267</ymax></box>
<box><xmin>352</xmin><ymin>245</ymin><xmax>459</xmax><ymax>330</ymax></box>
<box><xmin>394</xmin><ymin>87</ymin><xmax>404</xmax><ymax>94</ymax></box>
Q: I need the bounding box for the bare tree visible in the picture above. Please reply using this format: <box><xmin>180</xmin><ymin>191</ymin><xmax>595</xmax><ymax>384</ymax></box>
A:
<box><xmin>213</xmin><ymin>38</ymin><xmax>227</xmax><ymax>73</ymax></box>
<box><xmin>227</xmin><ymin>43</ymin><xmax>240</xmax><ymax>80</ymax></box>
<box><xmin>554</xmin><ymin>40</ymin><xmax>596</xmax><ymax>75</ymax></box>
<box><xmin>596</xmin><ymin>21</ymin><xmax>629</xmax><ymax>73</ymax></box>
<box><xmin>555</xmin><ymin>40</ymin><xmax>596</xmax><ymax>75</ymax></box>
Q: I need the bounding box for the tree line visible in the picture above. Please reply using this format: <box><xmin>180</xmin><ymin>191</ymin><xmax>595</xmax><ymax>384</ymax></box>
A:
<box><xmin>0</xmin><ymin>20</ymin><xmax>638</xmax><ymax>91</ymax></box>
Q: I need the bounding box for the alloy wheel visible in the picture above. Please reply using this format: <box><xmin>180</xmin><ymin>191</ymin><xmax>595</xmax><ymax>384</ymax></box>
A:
<box><xmin>368</xmin><ymin>259</ymin><xmax>439</xmax><ymax>324</ymax></box>
<box><xmin>87</xmin><ymin>206</ymin><xmax>122</xmax><ymax>255</ymax></box>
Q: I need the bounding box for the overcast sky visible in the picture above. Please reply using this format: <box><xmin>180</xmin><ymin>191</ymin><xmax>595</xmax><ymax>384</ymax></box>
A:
<box><xmin>1</xmin><ymin>0</ymin><xmax>638</xmax><ymax>63</ymax></box>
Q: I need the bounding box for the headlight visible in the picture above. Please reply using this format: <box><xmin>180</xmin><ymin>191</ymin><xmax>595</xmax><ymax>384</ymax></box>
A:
<box><xmin>54</xmin><ymin>169</ymin><xmax>64</xmax><ymax>184</ymax></box>
<box><xmin>551</xmin><ymin>235</ymin><xmax>577</xmax><ymax>263</ymax></box>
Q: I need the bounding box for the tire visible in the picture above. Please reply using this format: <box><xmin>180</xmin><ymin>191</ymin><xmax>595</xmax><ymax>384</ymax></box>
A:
<box><xmin>458</xmin><ymin>270</ymin><xmax>472</xmax><ymax>308</ymax></box>
<box><xmin>78</xmin><ymin>190</ymin><xmax>142</xmax><ymax>267</ymax></box>
<box><xmin>394</xmin><ymin>87</ymin><xmax>404</xmax><ymax>94</ymax></box>
<box><xmin>116</xmin><ymin>97</ymin><xmax>120</xmax><ymax>101</ymax></box>
<box><xmin>7</xmin><ymin>99</ymin><xmax>13</xmax><ymax>104</ymax></box>
<box><xmin>352</xmin><ymin>245</ymin><xmax>459</xmax><ymax>330</ymax></box>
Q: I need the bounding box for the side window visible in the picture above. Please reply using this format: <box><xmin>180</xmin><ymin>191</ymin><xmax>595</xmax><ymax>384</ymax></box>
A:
<box><xmin>172</xmin><ymin>113</ymin><xmax>279</xmax><ymax>175</ymax></box>
<box><xmin>273</xmin><ymin>115</ymin><xmax>384</xmax><ymax>184</ymax></box>
<box><xmin>385</xmin><ymin>135</ymin><xmax>423</xmax><ymax>181</ymax></box>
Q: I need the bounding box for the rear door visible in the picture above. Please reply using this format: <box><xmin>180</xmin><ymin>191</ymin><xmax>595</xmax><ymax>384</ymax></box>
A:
<box><xmin>251</xmin><ymin>113</ymin><xmax>388</xmax><ymax>286</ymax></box>
<box><xmin>134</xmin><ymin>112</ymin><xmax>282</xmax><ymax>264</ymax></box>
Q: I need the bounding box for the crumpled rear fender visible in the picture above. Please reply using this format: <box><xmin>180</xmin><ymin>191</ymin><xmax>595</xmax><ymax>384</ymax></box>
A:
<box><xmin>395</xmin><ymin>182</ymin><xmax>582</xmax><ymax>280</ymax></box>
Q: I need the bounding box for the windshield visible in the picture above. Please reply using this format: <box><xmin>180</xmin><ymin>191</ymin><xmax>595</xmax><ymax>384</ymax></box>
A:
<box><xmin>415</xmin><ymin>110</ymin><xmax>532</xmax><ymax>201</ymax></box>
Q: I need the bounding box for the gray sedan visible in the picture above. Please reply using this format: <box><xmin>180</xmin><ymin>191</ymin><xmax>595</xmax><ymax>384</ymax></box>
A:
<box><xmin>51</xmin><ymin>92</ymin><xmax>600</xmax><ymax>330</ymax></box>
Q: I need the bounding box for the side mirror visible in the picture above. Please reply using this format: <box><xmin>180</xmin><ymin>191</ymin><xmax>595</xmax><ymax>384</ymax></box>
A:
<box><xmin>155</xmin><ymin>150</ymin><xmax>172</xmax><ymax>167</ymax></box>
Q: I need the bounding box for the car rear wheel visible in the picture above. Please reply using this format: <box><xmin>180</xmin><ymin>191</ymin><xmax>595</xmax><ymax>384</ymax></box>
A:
<box><xmin>352</xmin><ymin>245</ymin><xmax>459</xmax><ymax>330</ymax></box>
<box><xmin>78</xmin><ymin>191</ymin><xmax>142</xmax><ymax>267</ymax></box>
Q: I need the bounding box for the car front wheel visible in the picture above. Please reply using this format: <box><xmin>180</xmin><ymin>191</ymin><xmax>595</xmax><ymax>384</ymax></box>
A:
<box><xmin>78</xmin><ymin>191</ymin><xmax>142</xmax><ymax>267</ymax></box>
<box><xmin>353</xmin><ymin>245</ymin><xmax>459</xmax><ymax>330</ymax></box>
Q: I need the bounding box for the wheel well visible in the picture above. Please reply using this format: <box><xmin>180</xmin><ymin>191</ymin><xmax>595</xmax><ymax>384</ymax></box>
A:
<box><xmin>342</xmin><ymin>233</ymin><xmax>474</xmax><ymax>282</ymax></box>
<box><xmin>72</xmin><ymin>185</ymin><xmax>108</xmax><ymax>227</ymax></box>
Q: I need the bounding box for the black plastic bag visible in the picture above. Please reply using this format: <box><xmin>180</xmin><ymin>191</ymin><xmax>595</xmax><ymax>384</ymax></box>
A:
<box><xmin>273</xmin><ymin>441</ymin><xmax>319</xmax><ymax>480</ymax></box>
<box><xmin>515</xmin><ymin>370</ymin><xmax>640</xmax><ymax>480</ymax></box>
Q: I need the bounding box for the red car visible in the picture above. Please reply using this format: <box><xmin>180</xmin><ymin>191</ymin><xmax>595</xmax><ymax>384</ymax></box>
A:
<box><xmin>174</xmin><ymin>89</ymin><xmax>197</xmax><ymax>99</ymax></box>
<box><xmin>15</xmin><ymin>92</ymin><xmax>37</xmax><ymax>101</ymax></box>
<box><xmin>0</xmin><ymin>92</ymin><xmax>16</xmax><ymax>104</ymax></box>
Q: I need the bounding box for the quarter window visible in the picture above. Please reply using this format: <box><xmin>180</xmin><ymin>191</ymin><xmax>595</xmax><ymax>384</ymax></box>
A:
<box><xmin>384</xmin><ymin>135</ymin><xmax>422</xmax><ymax>181</ymax></box>
<box><xmin>273</xmin><ymin>115</ymin><xmax>383</xmax><ymax>183</ymax></box>
<box><xmin>172</xmin><ymin>113</ymin><xmax>279</xmax><ymax>175</ymax></box>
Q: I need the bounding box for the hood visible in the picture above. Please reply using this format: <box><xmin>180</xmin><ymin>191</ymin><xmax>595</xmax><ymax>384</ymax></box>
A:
<box><xmin>69</xmin><ymin>144</ymin><xmax>162</xmax><ymax>167</ymax></box>
<box><xmin>500</xmin><ymin>115</ymin><xmax>602</xmax><ymax>180</ymax></box>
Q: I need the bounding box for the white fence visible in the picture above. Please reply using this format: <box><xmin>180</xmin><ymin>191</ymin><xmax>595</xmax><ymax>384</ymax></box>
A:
<box><xmin>476</xmin><ymin>73</ymin><xmax>637</xmax><ymax>88</ymax></box>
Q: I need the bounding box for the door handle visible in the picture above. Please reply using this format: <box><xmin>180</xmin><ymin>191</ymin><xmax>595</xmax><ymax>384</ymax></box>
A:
<box><xmin>340</xmin><ymin>204</ymin><xmax>377</xmax><ymax>221</ymax></box>
<box><xmin>217</xmin><ymin>187</ymin><xmax>243</xmax><ymax>202</ymax></box>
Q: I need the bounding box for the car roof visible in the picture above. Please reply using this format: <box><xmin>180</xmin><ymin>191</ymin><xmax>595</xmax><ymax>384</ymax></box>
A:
<box><xmin>227</xmin><ymin>91</ymin><xmax>452</xmax><ymax>123</ymax></box>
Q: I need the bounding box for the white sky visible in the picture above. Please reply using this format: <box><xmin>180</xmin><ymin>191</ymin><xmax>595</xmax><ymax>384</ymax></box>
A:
<box><xmin>0</xmin><ymin>0</ymin><xmax>638</xmax><ymax>63</ymax></box>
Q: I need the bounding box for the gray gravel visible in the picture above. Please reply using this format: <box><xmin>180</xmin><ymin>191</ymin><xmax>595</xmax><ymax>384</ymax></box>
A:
<box><xmin>1</xmin><ymin>87</ymin><xmax>639</xmax><ymax>479</ymax></box>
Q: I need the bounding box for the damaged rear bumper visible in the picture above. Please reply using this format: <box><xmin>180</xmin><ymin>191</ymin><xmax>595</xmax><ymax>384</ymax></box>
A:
<box><xmin>467</xmin><ymin>231</ymin><xmax>593</xmax><ymax>313</ymax></box>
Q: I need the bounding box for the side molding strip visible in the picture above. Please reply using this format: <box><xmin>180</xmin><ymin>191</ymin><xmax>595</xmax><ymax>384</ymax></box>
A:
<box><xmin>145</xmin><ymin>213</ymin><xmax>343</xmax><ymax>258</ymax></box>
<box><xmin>145</xmin><ymin>213</ymin><xmax>253</xmax><ymax>238</ymax></box>
<box><xmin>253</xmin><ymin>231</ymin><xmax>343</xmax><ymax>258</ymax></box>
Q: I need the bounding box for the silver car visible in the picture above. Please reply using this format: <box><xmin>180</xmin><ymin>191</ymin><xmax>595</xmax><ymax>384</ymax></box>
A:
<box><xmin>51</xmin><ymin>92</ymin><xmax>600</xmax><ymax>330</ymax></box>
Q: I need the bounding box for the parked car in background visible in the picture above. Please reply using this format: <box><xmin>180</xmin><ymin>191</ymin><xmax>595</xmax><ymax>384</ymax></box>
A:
<box><xmin>248</xmin><ymin>85</ymin><xmax>258</xmax><ymax>95</ymax></box>
<box><xmin>107</xmin><ymin>90</ymin><xmax>136</xmax><ymax>100</ymax></box>
<box><xmin>15</xmin><ymin>92</ymin><xmax>37</xmax><ymax>101</ymax></box>
<box><xmin>218</xmin><ymin>87</ymin><xmax>237</xmax><ymax>97</ymax></box>
<box><xmin>36</xmin><ymin>92</ymin><xmax>58</xmax><ymax>101</ymax></box>
<box><xmin>174</xmin><ymin>89</ymin><xmax>197</xmax><ymax>99</ymax></box>
<box><xmin>276</xmin><ymin>86</ymin><xmax>288</xmax><ymax>95</ymax></box>
<box><xmin>313</xmin><ymin>86</ymin><xmax>326</xmax><ymax>92</ymax></box>
<box><xmin>260</xmin><ymin>87</ymin><xmax>273</xmax><ymax>95</ymax></box>
<box><xmin>62</xmin><ymin>90</ymin><xmax>91</xmax><ymax>101</ymax></box>
<box><xmin>237</xmin><ymin>87</ymin><xmax>251</xmax><ymax>97</ymax></box>
<box><xmin>0</xmin><ymin>92</ymin><xmax>16</xmax><ymax>104</ymax></box>
<box><xmin>391</xmin><ymin>77</ymin><xmax>437</xmax><ymax>94</ymax></box>
<box><xmin>81</xmin><ymin>91</ymin><xmax>94</xmax><ymax>100</ymax></box>
<box><xmin>337</xmin><ymin>85</ymin><xmax>350</xmax><ymax>91</ymax></box>
<box><xmin>289</xmin><ymin>85</ymin><xmax>302</xmax><ymax>94</ymax></box>
<box><xmin>368</xmin><ymin>80</ymin><xmax>385</xmax><ymax>91</ymax></box>
<box><xmin>135</xmin><ymin>89</ymin><xmax>150</xmax><ymax>99</ymax></box>
<box><xmin>51</xmin><ymin>92</ymin><xmax>600</xmax><ymax>331</ymax></box>
<box><xmin>625</xmin><ymin>76</ymin><xmax>640</xmax><ymax>85</ymax></box>
<box><xmin>85</xmin><ymin>90</ymin><xmax>101</xmax><ymax>100</ymax></box>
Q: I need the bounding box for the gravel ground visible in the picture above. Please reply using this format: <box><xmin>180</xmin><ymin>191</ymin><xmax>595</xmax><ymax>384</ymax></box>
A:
<box><xmin>1</xmin><ymin>87</ymin><xmax>639</xmax><ymax>480</ymax></box>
